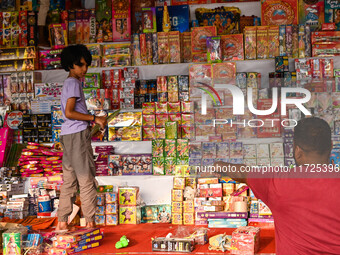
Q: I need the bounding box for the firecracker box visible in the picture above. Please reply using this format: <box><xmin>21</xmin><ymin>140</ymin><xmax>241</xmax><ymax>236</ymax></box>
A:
<box><xmin>230</xmin><ymin>226</ymin><xmax>261</xmax><ymax>254</ymax></box>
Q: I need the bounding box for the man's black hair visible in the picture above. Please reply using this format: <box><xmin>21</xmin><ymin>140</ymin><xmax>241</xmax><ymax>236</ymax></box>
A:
<box><xmin>294</xmin><ymin>117</ymin><xmax>332</xmax><ymax>155</ymax></box>
<box><xmin>61</xmin><ymin>44</ymin><xmax>92</xmax><ymax>72</ymax></box>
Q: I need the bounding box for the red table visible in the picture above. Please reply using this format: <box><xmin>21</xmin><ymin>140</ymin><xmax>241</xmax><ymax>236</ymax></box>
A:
<box><xmin>88</xmin><ymin>224</ymin><xmax>276</xmax><ymax>254</ymax></box>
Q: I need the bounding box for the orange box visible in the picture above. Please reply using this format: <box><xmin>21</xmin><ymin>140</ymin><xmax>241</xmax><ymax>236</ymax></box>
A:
<box><xmin>244</xmin><ymin>26</ymin><xmax>256</xmax><ymax>60</ymax></box>
<box><xmin>256</xmin><ymin>26</ymin><xmax>268</xmax><ymax>59</ymax></box>
<box><xmin>268</xmin><ymin>26</ymin><xmax>279</xmax><ymax>58</ymax></box>
<box><xmin>261</xmin><ymin>0</ymin><xmax>298</xmax><ymax>25</ymax></box>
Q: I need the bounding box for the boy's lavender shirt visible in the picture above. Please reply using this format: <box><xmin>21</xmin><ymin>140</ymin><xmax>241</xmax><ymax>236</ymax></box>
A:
<box><xmin>60</xmin><ymin>77</ymin><xmax>89</xmax><ymax>135</ymax></box>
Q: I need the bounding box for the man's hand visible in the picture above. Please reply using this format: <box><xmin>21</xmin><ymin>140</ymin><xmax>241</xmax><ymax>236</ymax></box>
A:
<box><xmin>94</xmin><ymin>116</ymin><xmax>107</xmax><ymax>129</ymax></box>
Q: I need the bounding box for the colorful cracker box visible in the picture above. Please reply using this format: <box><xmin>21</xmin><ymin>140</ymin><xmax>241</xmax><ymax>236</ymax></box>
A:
<box><xmin>141</xmin><ymin>204</ymin><xmax>171</xmax><ymax>223</ymax></box>
<box><xmin>118</xmin><ymin>186</ymin><xmax>139</xmax><ymax>205</ymax></box>
<box><xmin>165</xmin><ymin>157</ymin><xmax>177</xmax><ymax>175</ymax></box>
<box><xmin>49</xmin><ymin>24</ymin><xmax>68</xmax><ymax>49</ymax></box>
<box><xmin>157</xmin><ymin>32</ymin><xmax>169</xmax><ymax>64</ymax></box>
<box><xmin>195</xmin><ymin>6</ymin><xmax>241</xmax><ymax>35</ymax></box>
<box><xmin>112</xmin><ymin>0</ymin><xmax>131</xmax><ymax>41</ymax></box>
<box><xmin>256</xmin><ymin>26</ymin><xmax>268</xmax><ymax>59</ymax></box>
<box><xmin>230</xmin><ymin>226</ymin><xmax>261</xmax><ymax>254</ymax></box>
<box><xmin>191</xmin><ymin>26</ymin><xmax>217</xmax><ymax>54</ymax></box>
<box><xmin>76</xmin><ymin>10</ymin><xmax>84</xmax><ymax>44</ymax></box>
<box><xmin>177</xmin><ymin>139</ymin><xmax>189</xmax><ymax>157</ymax></box>
<box><xmin>173</xmin><ymin>177</ymin><xmax>186</xmax><ymax>189</ymax></box>
<box><xmin>261</xmin><ymin>0</ymin><xmax>298</xmax><ymax>26</ymax></box>
<box><xmin>172</xmin><ymin>213</ymin><xmax>183</xmax><ymax>225</ymax></box>
<box><xmin>155</xmin><ymin>5</ymin><xmax>190</xmax><ymax>33</ymax></box>
<box><xmin>221</xmin><ymin>34</ymin><xmax>244</xmax><ymax>61</ymax></box>
<box><xmin>164</xmin><ymin>139</ymin><xmax>177</xmax><ymax>157</ymax></box>
<box><xmin>142</xmin><ymin>7</ymin><xmax>157</xmax><ymax>33</ymax></box>
<box><xmin>106</xmin><ymin>214</ymin><xmax>118</xmax><ymax>226</ymax></box>
<box><xmin>0</xmin><ymin>128</ymin><xmax>13</xmax><ymax>167</ymax></box>
<box><xmin>212</xmin><ymin>62</ymin><xmax>236</xmax><ymax>85</ymax></box>
<box><xmin>268</xmin><ymin>26</ymin><xmax>279</xmax><ymax>58</ymax></box>
<box><xmin>3</xmin><ymin>232</ymin><xmax>21</xmax><ymax>255</ymax></box>
<box><xmin>181</xmin><ymin>32</ymin><xmax>192</xmax><ymax>63</ymax></box>
<box><xmin>119</xmin><ymin>206</ymin><xmax>141</xmax><ymax>224</ymax></box>
<box><xmin>95</xmin><ymin>0</ymin><xmax>112</xmax><ymax>42</ymax></box>
<box><xmin>183</xmin><ymin>212</ymin><xmax>195</xmax><ymax>225</ymax></box>
<box><xmin>152</xmin><ymin>139</ymin><xmax>164</xmax><ymax>157</ymax></box>
<box><xmin>172</xmin><ymin>189</ymin><xmax>183</xmax><ymax>201</ymax></box>
<box><xmin>165</xmin><ymin>122</ymin><xmax>178</xmax><ymax>139</ymax></box>
<box><xmin>56</xmin><ymin>228</ymin><xmax>100</xmax><ymax>243</ymax></box>
<box><xmin>169</xmin><ymin>31</ymin><xmax>181</xmax><ymax>63</ymax></box>
<box><xmin>298</xmin><ymin>0</ymin><xmax>324</xmax><ymax>30</ymax></box>
<box><xmin>152</xmin><ymin>237</ymin><xmax>194</xmax><ymax>252</ymax></box>
<box><xmin>152</xmin><ymin>157</ymin><xmax>165</xmax><ymax>175</ymax></box>
<box><xmin>244</xmin><ymin>27</ymin><xmax>257</xmax><ymax>60</ymax></box>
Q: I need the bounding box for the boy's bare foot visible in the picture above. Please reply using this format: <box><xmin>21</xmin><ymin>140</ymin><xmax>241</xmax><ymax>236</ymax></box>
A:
<box><xmin>85</xmin><ymin>221</ymin><xmax>96</xmax><ymax>228</ymax></box>
<box><xmin>56</xmin><ymin>221</ymin><xmax>69</xmax><ymax>231</ymax></box>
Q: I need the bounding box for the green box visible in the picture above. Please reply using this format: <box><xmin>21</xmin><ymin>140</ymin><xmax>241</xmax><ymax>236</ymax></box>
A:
<box><xmin>3</xmin><ymin>232</ymin><xmax>21</xmax><ymax>255</ymax></box>
<box><xmin>164</xmin><ymin>157</ymin><xmax>177</xmax><ymax>175</ymax></box>
<box><xmin>152</xmin><ymin>139</ymin><xmax>164</xmax><ymax>158</ymax></box>
<box><xmin>176</xmin><ymin>156</ymin><xmax>189</xmax><ymax>165</ymax></box>
<box><xmin>164</xmin><ymin>139</ymin><xmax>177</xmax><ymax>157</ymax></box>
<box><xmin>83</xmin><ymin>73</ymin><xmax>101</xmax><ymax>88</ymax></box>
<box><xmin>152</xmin><ymin>157</ymin><xmax>165</xmax><ymax>175</ymax></box>
<box><xmin>165</xmin><ymin>121</ymin><xmax>178</xmax><ymax>139</ymax></box>
<box><xmin>177</xmin><ymin>139</ymin><xmax>189</xmax><ymax>157</ymax></box>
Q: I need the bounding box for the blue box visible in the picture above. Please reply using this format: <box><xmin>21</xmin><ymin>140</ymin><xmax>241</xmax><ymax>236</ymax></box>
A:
<box><xmin>156</xmin><ymin>5</ymin><xmax>189</xmax><ymax>33</ymax></box>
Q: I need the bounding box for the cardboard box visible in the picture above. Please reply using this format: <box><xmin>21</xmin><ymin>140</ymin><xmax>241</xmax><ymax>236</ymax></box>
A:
<box><xmin>119</xmin><ymin>206</ymin><xmax>141</xmax><ymax>224</ymax></box>
<box><xmin>112</xmin><ymin>0</ymin><xmax>131</xmax><ymax>42</ymax></box>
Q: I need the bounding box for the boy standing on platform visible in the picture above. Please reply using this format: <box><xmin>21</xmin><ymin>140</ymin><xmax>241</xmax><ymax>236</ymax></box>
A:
<box><xmin>56</xmin><ymin>44</ymin><xmax>107</xmax><ymax>231</ymax></box>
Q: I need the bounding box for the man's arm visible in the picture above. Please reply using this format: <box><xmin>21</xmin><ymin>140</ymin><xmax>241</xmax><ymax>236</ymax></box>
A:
<box><xmin>65</xmin><ymin>97</ymin><xmax>107</xmax><ymax>128</ymax></box>
<box><xmin>213</xmin><ymin>161</ymin><xmax>248</xmax><ymax>184</ymax></box>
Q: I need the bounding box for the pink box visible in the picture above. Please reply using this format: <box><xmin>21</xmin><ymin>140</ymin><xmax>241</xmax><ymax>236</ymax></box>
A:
<box><xmin>112</xmin><ymin>0</ymin><xmax>131</xmax><ymax>42</ymax></box>
<box><xmin>231</xmin><ymin>226</ymin><xmax>261</xmax><ymax>254</ymax></box>
<box><xmin>0</xmin><ymin>127</ymin><xmax>13</xmax><ymax>167</ymax></box>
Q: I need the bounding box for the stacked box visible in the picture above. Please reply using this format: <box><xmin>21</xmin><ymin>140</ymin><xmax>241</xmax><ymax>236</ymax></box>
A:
<box><xmin>118</xmin><ymin>187</ymin><xmax>141</xmax><ymax>224</ymax></box>
<box><xmin>152</xmin><ymin>138</ymin><xmax>189</xmax><ymax>176</ymax></box>
<box><xmin>51</xmin><ymin>228</ymin><xmax>103</xmax><ymax>254</ymax></box>
<box><xmin>95</xmin><ymin>185</ymin><xmax>118</xmax><ymax>226</ymax></box>
<box><xmin>171</xmin><ymin>177</ymin><xmax>195</xmax><ymax>225</ymax></box>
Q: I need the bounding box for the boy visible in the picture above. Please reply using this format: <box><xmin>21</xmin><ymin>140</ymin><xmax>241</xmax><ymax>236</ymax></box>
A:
<box><xmin>56</xmin><ymin>44</ymin><xmax>107</xmax><ymax>231</ymax></box>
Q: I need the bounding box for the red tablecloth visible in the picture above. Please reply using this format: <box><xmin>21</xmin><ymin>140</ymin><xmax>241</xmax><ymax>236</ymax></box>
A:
<box><xmin>88</xmin><ymin>224</ymin><xmax>275</xmax><ymax>254</ymax></box>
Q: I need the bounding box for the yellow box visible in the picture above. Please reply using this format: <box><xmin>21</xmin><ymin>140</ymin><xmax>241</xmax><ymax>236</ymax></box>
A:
<box><xmin>223</xmin><ymin>183</ymin><xmax>235</xmax><ymax>196</ymax></box>
<box><xmin>183</xmin><ymin>213</ymin><xmax>195</xmax><ymax>225</ymax></box>
<box><xmin>118</xmin><ymin>187</ymin><xmax>139</xmax><ymax>205</ymax></box>
<box><xmin>173</xmin><ymin>177</ymin><xmax>185</xmax><ymax>189</ymax></box>
<box><xmin>185</xmin><ymin>177</ymin><xmax>196</xmax><ymax>189</ymax></box>
<box><xmin>197</xmin><ymin>178</ymin><xmax>219</xmax><ymax>184</ymax></box>
<box><xmin>172</xmin><ymin>189</ymin><xmax>183</xmax><ymax>202</ymax></box>
<box><xmin>119</xmin><ymin>206</ymin><xmax>141</xmax><ymax>224</ymax></box>
<box><xmin>171</xmin><ymin>201</ymin><xmax>183</xmax><ymax>213</ymax></box>
<box><xmin>183</xmin><ymin>200</ymin><xmax>194</xmax><ymax>213</ymax></box>
<box><xmin>172</xmin><ymin>213</ymin><xmax>183</xmax><ymax>225</ymax></box>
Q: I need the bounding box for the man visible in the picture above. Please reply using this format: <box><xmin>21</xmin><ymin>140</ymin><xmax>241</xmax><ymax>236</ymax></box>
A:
<box><xmin>214</xmin><ymin>117</ymin><xmax>340</xmax><ymax>254</ymax></box>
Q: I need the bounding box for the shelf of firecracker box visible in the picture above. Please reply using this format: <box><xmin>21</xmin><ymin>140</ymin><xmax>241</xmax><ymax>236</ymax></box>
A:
<box><xmin>34</xmin><ymin>57</ymin><xmax>340</xmax><ymax>87</ymax></box>
<box><xmin>24</xmin><ymin>175</ymin><xmax>174</xmax><ymax>205</ymax></box>
<box><xmin>43</xmin><ymin>140</ymin><xmax>152</xmax><ymax>154</ymax></box>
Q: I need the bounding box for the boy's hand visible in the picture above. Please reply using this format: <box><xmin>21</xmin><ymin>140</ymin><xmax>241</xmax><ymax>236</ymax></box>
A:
<box><xmin>94</xmin><ymin>116</ymin><xmax>107</xmax><ymax>129</ymax></box>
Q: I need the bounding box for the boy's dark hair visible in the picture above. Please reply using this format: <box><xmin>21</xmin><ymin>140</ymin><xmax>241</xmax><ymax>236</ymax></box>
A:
<box><xmin>294</xmin><ymin>117</ymin><xmax>332</xmax><ymax>155</ymax></box>
<box><xmin>61</xmin><ymin>44</ymin><xmax>92</xmax><ymax>72</ymax></box>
